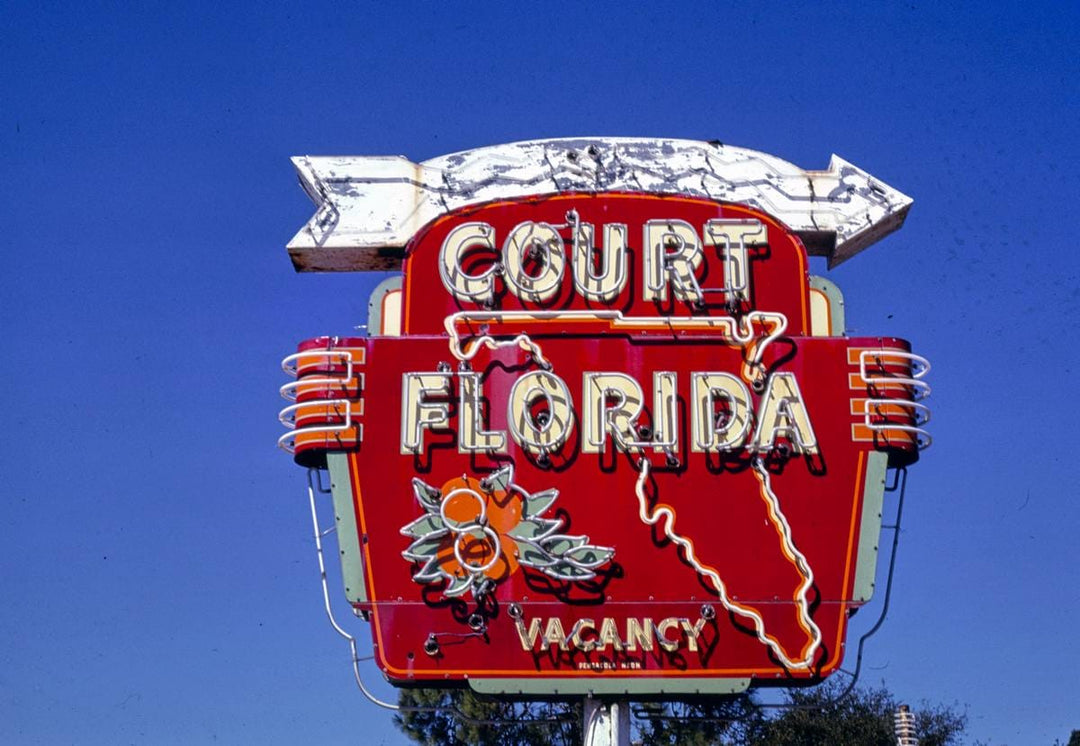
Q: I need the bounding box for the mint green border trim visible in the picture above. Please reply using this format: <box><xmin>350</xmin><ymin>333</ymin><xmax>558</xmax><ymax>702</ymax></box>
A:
<box><xmin>468</xmin><ymin>677</ymin><xmax>750</xmax><ymax>697</ymax></box>
<box><xmin>327</xmin><ymin>453</ymin><xmax>368</xmax><ymax>604</ymax></box>
<box><xmin>367</xmin><ymin>275</ymin><xmax>402</xmax><ymax>336</ymax></box>
<box><xmin>808</xmin><ymin>275</ymin><xmax>846</xmax><ymax>336</ymax></box>
<box><xmin>852</xmin><ymin>451</ymin><xmax>888</xmax><ymax>603</ymax></box>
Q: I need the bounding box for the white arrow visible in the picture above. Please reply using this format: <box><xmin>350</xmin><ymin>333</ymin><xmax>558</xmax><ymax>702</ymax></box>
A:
<box><xmin>287</xmin><ymin>137</ymin><xmax>911</xmax><ymax>272</ymax></box>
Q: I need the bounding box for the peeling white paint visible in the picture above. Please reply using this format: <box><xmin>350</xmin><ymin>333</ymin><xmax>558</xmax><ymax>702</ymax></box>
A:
<box><xmin>287</xmin><ymin>138</ymin><xmax>911</xmax><ymax>272</ymax></box>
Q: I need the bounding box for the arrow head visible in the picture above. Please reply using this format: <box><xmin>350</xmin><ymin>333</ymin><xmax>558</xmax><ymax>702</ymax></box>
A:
<box><xmin>820</xmin><ymin>155</ymin><xmax>913</xmax><ymax>267</ymax></box>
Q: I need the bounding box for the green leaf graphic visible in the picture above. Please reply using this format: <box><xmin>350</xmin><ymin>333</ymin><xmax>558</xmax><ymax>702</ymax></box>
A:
<box><xmin>546</xmin><ymin>561</ymin><xmax>595</xmax><ymax>580</ymax></box>
<box><xmin>519</xmin><ymin>543</ymin><xmax>557</xmax><ymax>568</ymax></box>
<box><xmin>541</xmin><ymin>535</ymin><xmax>588</xmax><ymax>555</ymax></box>
<box><xmin>411</xmin><ymin>478</ymin><xmax>443</xmax><ymax>513</ymax></box>
<box><xmin>524</xmin><ymin>488</ymin><xmax>559</xmax><ymax>517</ymax></box>
<box><xmin>444</xmin><ymin>575</ymin><xmax>473</xmax><ymax>597</ymax></box>
<box><xmin>403</xmin><ymin>534</ymin><xmax>446</xmax><ymax>561</ymax></box>
<box><xmin>401</xmin><ymin>514</ymin><xmax>445</xmax><ymax>539</ymax></box>
<box><xmin>484</xmin><ymin>465</ymin><xmax>513</xmax><ymax>493</ymax></box>
<box><xmin>413</xmin><ymin>557</ymin><xmax>444</xmax><ymax>582</ymax></box>
<box><xmin>508</xmin><ymin>518</ymin><xmax>562</xmax><ymax>541</ymax></box>
<box><xmin>564</xmin><ymin>545</ymin><xmax>614</xmax><ymax>568</ymax></box>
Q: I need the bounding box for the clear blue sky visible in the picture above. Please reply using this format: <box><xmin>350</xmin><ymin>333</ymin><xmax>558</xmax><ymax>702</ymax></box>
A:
<box><xmin>2</xmin><ymin>2</ymin><xmax>1077</xmax><ymax>744</ymax></box>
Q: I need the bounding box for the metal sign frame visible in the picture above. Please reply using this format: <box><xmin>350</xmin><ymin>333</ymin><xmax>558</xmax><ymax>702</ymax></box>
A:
<box><xmin>277</xmin><ymin>138</ymin><xmax>927</xmax><ymax>700</ymax></box>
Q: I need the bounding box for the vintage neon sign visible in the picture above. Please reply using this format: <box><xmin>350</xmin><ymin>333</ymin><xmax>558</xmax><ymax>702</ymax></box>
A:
<box><xmin>278</xmin><ymin>139</ymin><xmax>928</xmax><ymax>696</ymax></box>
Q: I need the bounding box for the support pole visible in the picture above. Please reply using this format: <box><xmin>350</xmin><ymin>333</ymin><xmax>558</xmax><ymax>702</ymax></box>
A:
<box><xmin>583</xmin><ymin>698</ymin><xmax>630</xmax><ymax>746</ymax></box>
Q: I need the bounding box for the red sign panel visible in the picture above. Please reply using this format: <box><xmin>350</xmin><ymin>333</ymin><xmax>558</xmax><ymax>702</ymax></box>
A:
<box><xmin>281</xmin><ymin>192</ymin><xmax>927</xmax><ymax>691</ymax></box>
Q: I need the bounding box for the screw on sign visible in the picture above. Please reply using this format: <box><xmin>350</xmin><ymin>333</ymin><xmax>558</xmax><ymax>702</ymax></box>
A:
<box><xmin>277</xmin><ymin>138</ymin><xmax>930</xmax><ymax>699</ymax></box>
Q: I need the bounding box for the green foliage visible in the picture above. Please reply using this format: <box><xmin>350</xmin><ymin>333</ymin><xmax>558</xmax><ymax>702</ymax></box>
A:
<box><xmin>635</xmin><ymin>696</ymin><xmax>765</xmax><ymax>746</ymax></box>
<box><xmin>394</xmin><ymin>688</ymin><xmax>580</xmax><ymax>746</ymax></box>
<box><xmin>907</xmin><ymin>698</ymin><xmax>969</xmax><ymax>746</ymax></box>
<box><xmin>753</xmin><ymin>680</ymin><xmax>966</xmax><ymax>746</ymax></box>
<box><xmin>394</xmin><ymin>681</ymin><xmax>968</xmax><ymax>746</ymax></box>
<box><xmin>755</xmin><ymin>681</ymin><xmax>897</xmax><ymax>746</ymax></box>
